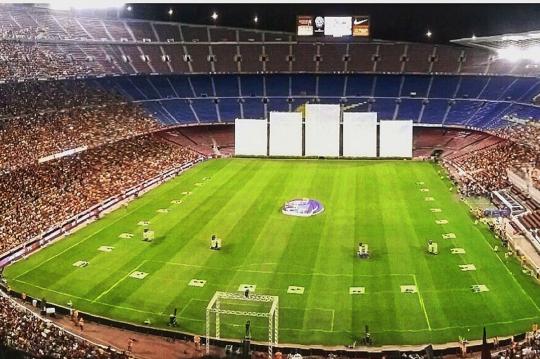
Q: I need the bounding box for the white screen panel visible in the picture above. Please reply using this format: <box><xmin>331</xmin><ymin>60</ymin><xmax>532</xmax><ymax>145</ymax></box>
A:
<box><xmin>269</xmin><ymin>112</ymin><xmax>303</xmax><ymax>156</ymax></box>
<box><xmin>379</xmin><ymin>120</ymin><xmax>413</xmax><ymax>157</ymax></box>
<box><xmin>305</xmin><ymin>104</ymin><xmax>340</xmax><ymax>157</ymax></box>
<box><xmin>234</xmin><ymin>119</ymin><xmax>268</xmax><ymax>156</ymax></box>
<box><xmin>342</xmin><ymin>112</ymin><xmax>377</xmax><ymax>157</ymax></box>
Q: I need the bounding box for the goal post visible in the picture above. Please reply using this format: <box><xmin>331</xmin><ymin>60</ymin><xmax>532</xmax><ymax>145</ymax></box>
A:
<box><xmin>205</xmin><ymin>291</ymin><xmax>279</xmax><ymax>357</ymax></box>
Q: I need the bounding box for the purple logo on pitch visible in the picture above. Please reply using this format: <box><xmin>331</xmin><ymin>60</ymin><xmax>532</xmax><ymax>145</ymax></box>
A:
<box><xmin>282</xmin><ymin>198</ymin><xmax>324</xmax><ymax>217</ymax></box>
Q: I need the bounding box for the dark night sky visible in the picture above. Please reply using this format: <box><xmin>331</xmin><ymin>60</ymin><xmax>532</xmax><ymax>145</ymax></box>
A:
<box><xmin>121</xmin><ymin>3</ymin><xmax>540</xmax><ymax>44</ymax></box>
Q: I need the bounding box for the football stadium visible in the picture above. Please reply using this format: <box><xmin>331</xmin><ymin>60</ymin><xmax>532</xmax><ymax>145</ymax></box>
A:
<box><xmin>1</xmin><ymin>2</ymin><xmax>540</xmax><ymax>358</ymax></box>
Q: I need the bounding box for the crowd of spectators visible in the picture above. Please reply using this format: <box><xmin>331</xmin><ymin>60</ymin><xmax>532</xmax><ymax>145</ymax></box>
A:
<box><xmin>0</xmin><ymin>134</ymin><xmax>199</xmax><ymax>254</ymax></box>
<box><xmin>0</xmin><ymin>103</ymin><xmax>164</xmax><ymax>173</ymax></box>
<box><xmin>0</xmin><ymin>293</ymin><xmax>129</xmax><ymax>358</ymax></box>
<box><xmin>0</xmin><ymin>79</ymin><xmax>167</xmax><ymax>172</ymax></box>
<box><xmin>0</xmin><ymin>40</ymin><xmax>99</xmax><ymax>80</ymax></box>
<box><xmin>493</xmin><ymin>122</ymin><xmax>540</xmax><ymax>152</ymax></box>
<box><xmin>493</xmin><ymin>332</ymin><xmax>540</xmax><ymax>359</ymax></box>
<box><xmin>446</xmin><ymin>140</ymin><xmax>539</xmax><ymax>197</ymax></box>
<box><xmin>0</xmin><ymin>79</ymin><xmax>121</xmax><ymax>118</ymax></box>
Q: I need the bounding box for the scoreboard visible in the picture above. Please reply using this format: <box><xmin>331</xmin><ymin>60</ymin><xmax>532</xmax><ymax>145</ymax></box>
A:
<box><xmin>297</xmin><ymin>15</ymin><xmax>370</xmax><ymax>41</ymax></box>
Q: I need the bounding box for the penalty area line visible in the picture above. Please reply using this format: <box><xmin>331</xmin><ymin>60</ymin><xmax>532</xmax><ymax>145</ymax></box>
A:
<box><xmin>92</xmin><ymin>260</ymin><xmax>147</xmax><ymax>303</ymax></box>
<box><xmin>413</xmin><ymin>274</ymin><xmax>432</xmax><ymax>331</ymax></box>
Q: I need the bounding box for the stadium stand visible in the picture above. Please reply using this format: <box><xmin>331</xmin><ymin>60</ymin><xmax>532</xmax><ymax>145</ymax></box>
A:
<box><xmin>81</xmin><ymin>74</ymin><xmax>540</xmax><ymax>129</ymax></box>
<box><xmin>1</xmin><ymin>4</ymin><xmax>540</xmax><ymax>358</ymax></box>
<box><xmin>0</xmin><ymin>293</ymin><xmax>128</xmax><ymax>358</ymax></box>
<box><xmin>0</xmin><ymin>134</ymin><xmax>198</xmax><ymax>254</ymax></box>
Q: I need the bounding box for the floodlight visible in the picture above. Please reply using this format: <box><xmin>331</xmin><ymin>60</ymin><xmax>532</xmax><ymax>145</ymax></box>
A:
<box><xmin>168</xmin><ymin>8</ymin><xmax>173</xmax><ymax>16</ymax></box>
<box><xmin>211</xmin><ymin>11</ymin><xmax>218</xmax><ymax>21</ymax></box>
<box><xmin>253</xmin><ymin>16</ymin><xmax>259</xmax><ymax>24</ymax></box>
<box><xmin>426</xmin><ymin>30</ymin><xmax>432</xmax><ymax>38</ymax></box>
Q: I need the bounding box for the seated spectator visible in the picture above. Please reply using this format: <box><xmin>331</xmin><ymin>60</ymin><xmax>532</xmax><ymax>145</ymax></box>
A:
<box><xmin>0</xmin><ymin>134</ymin><xmax>200</xmax><ymax>254</ymax></box>
<box><xmin>0</xmin><ymin>293</ymin><xmax>128</xmax><ymax>358</ymax></box>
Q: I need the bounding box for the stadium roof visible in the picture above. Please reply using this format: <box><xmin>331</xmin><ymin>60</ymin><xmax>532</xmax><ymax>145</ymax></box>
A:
<box><xmin>452</xmin><ymin>31</ymin><xmax>540</xmax><ymax>61</ymax></box>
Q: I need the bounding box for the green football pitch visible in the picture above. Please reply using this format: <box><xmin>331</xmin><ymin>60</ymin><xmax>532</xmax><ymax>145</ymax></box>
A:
<box><xmin>5</xmin><ymin>158</ymin><xmax>540</xmax><ymax>347</ymax></box>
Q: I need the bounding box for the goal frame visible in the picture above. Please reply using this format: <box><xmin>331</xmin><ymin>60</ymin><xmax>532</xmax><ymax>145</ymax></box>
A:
<box><xmin>205</xmin><ymin>291</ymin><xmax>279</xmax><ymax>357</ymax></box>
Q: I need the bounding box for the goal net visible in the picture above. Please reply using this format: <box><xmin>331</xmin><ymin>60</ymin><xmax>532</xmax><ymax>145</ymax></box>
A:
<box><xmin>205</xmin><ymin>291</ymin><xmax>279</xmax><ymax>357</ymax></box>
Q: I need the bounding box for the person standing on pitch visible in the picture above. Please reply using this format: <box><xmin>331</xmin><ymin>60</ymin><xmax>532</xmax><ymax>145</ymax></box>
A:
<box><xmin>210</xmin><ymin>234</ymin><xmax>217</xmax><ymax>250</ymax></box>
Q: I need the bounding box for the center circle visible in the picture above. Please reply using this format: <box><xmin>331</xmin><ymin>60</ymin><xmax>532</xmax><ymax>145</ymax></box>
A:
<box><xmin>281</xmin><ymin>198</ymin><xmax>324</xmax><ymax>217</ymax></box>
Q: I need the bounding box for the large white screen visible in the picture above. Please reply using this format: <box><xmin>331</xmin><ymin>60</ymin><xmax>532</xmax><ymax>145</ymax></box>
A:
<box><xmin>234</xmin><ymin>119</ymin><xmax>268</xmax><ymax>156</ymax></box>
<box><xmin>305</xmin><ymin>104</ymin><xmax>340</xmax><ymax>157</ymax></box>
<box><xmin>343</xmin><ymin>112</ymin><xmax>377</xmax><ymax>157</ymax></box>
<box><xmin>379</xmin><ymin>120</ymin><xmax>413</xmax><ymax>158</ymax></box>
<box><xmin>269</xmin><ymin>112</ymin><xmax>303</xmax><ymax>156</ymax></box>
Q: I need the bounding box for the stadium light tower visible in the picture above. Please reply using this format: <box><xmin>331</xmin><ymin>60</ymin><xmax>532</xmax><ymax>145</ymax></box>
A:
<box><xmin>168</xmin><ymin>8</ymin><xmax>174</xmax><ymax>16</ymax></box>
<box><xmin>211</xmin><ymin>11</ymin><xmax>218</xmax><ymax>21</ymax></box>
<box><xmin>126</xmin><ymin>5</ymin><xmax>132</xmax><ymax>12</ymax></box>
<box><xmin>253</xmin><ymin>15</ymin><xmax>259</xmax><ymax>24</ymax></box>
<box><xmin>426</xmin><ymin>30</ymin><xmax>432</xmax><ymax>39</ymax></box>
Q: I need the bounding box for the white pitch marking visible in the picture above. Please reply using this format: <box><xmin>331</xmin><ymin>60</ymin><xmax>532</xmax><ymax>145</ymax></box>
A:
<box><xmin>188</xmin><ymin>279</ymin><xmax>206</xmax><ymax>287</ymax></box>
<box><xmin>93</xmin><ymin>261</ymin><xmax>146</xmax><ymax>302</ymax></box>
<box><xmin>471</xmin><ymin>284</ymin><xmax>489</xmax><ymax>293</ymax></box>
<box><xmin>129</xmin><ymin>271</ymin><xmax>149</xmax><ymax>279</ymax></box>
<box><xmin>287</xmin><ymin>286</ymin><xmax>305</xmax><ymax>294</ymax></box>
<box><xmin>459</xmin><ymin>264</ymin><xmax>476</xmax><ymax>271</ymax></box>
<box><xmin>349</xmin><ymin>287</ymin><xmax>365</xmax><ymax>295</ymax></box>
<box><xmin>400</xmin><ymin>285</ymin><xmax>417</xmax><ymax>293</ymax></box>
